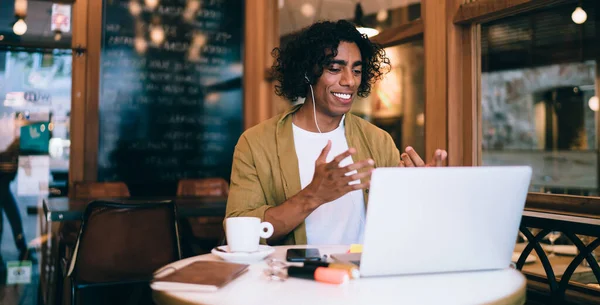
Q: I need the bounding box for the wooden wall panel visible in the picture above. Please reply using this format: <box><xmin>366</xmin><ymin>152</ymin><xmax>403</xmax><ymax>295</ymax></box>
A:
<box><xmin>82</xmin><ymin>0</ymin><xmax>102</xmax><ymax>182</ymax></box>
<box><xmin>423</xmin><ymin>0</ymin><xmax>448</xmax><ymax>163</ymax></box>
<box><xmin>448</xmin><ymin>0</ymin><xmax>464</xmax><ymax>166</ymax></box>
<box><xmin>69</xmin><ymin>0</ymin><xmax>88</xmax><ymax>184</ymax></box>
<box><xmin>454</xmin><ymin>0</ymin><xmax>572</xmax><ymax>24</ymax></box>
<box><xmin>372</xmin><ymin>20</ymin><xmax>424</xmax><ymax>48</ymax></box>
<box><xmin>448</xmin><ymin>0</ymin><xmax>481</xmax><ymax>166</ymax></box>
<box><xmin>244</xmin><ymin>0</ymin><xmax>279</xmax><ymax>129</ymax></box>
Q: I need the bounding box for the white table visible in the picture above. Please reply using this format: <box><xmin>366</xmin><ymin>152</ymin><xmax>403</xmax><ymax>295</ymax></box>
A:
<box><xmin>152</xmin><ymin>245</ymin><xmax>526</xmax><ymax>305</ymax></box>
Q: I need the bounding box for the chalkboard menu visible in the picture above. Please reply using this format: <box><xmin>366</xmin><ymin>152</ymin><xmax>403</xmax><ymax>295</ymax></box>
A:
<box><xmin>97</xmin><ymin>0</ymin><xmax>243</xmax><ymax>191</ymax></box>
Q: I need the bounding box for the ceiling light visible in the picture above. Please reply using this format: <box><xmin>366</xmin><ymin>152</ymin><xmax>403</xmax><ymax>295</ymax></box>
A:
<box><xmin>14</xmin><ymin>0</ymin><xmax>27</xmax><ymax>17</ymax></box>
<box><xmin>145</xmin><ymin>0</ymin><xmax>159</xmax><ymax>10</ymax></box>
<box><xmin>129</xmin><ymin>1</ymin><xmax>142</xmax><ymax>16</ymax></box>
<box><xmin>13</xmin><ymin>18</ymin><xmax>27</xmax><ymax>36</ymax></box>
<box><xmin>589</xmin><ymin>96</ymin><xmax>599</xmax><ymax>112</ymax></box>
<box><xmin>356</xmin><ymin>27</ymin><xmax>379</xmax><ymax>38</ymax></box>
<box><xmin>572</xmin><ymin>6</ymin><xmax>587</xmax><ymax>24</ymax></box>
<box><xmin>376</xmin><ymin>9</ymin><xmax>388</xmax><ymax>22</ymax></box>
<box><xmin>300</xmin><ymin>3</ymin><xmax>315</xmax><ymax>17</ymax></box>
<box><xmin>150</xmin><ymin>26</ymin><xmax>165</xmax><ymax>44</ymax></box>
<box><xmin>354</xmin><ymin>3</ymin><xmax>378</xmax><ymax>38</ymax></box>
<box><xmin>134</xmin><ymin>37</ymin><xmax>148</xmax><ymax>53</ymax></box>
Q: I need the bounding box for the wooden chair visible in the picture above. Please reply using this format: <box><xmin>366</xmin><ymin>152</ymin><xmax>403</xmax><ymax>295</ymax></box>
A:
<box><xmin>59</xmin><ymin>182</ymin><xmax>132</xmax><ymax>272</ymax></box>
<box><xmin>57</xmin><ymin>181</ymin><xmax>132</xmax><ymax>304</ymax></box>
<box><xmin>176</xmin><ymin>178</ymin><xmax>229</xmax><ymax>197</ymax></box>
<box><xmin>176</xmin><ymin>178</ymin><xmax>228</xmax><ymax>256</ymax></box>
<box><xmin>71</xmin><ymin>181</ymin><xmax>131</xmax><ymax>199</ymax></box>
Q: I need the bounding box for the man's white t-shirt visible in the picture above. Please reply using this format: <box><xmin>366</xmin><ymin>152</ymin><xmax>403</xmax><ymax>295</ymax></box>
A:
<box><xmin>292</xmin><ymin>118</ymin><xmax>366</xmax><ymax>245</ymax></box>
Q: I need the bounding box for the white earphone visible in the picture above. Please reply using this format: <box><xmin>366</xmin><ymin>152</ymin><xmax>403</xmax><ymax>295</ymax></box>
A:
<box><xmin>305</xmin><ymin>74</ymin><xmax>364</xmax><ymax>240</ymax></box>
<box><xmin>305</xmin><ymin>73</ymin><xmax>322</xmax><ymax>134</ymax></box>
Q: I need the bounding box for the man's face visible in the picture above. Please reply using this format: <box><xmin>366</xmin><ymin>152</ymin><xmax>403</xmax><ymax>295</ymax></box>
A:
<box><xmin>311</xmin><ymin>41</ymin><xmax>362</xmax><ymax>117</ymax></box>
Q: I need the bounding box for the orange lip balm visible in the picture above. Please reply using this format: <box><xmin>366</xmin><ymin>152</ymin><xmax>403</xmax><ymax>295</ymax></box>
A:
<box><xmin>287</xmin><ymin>266</ymin><xmax>349</xmax><ymax>285</ymax></box>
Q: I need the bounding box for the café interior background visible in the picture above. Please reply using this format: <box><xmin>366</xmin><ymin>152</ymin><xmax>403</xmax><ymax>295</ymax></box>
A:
<box><xmin>0</xmin><ymin>0</ymin><xmax>599</xmax><ymax>304</ymax></box>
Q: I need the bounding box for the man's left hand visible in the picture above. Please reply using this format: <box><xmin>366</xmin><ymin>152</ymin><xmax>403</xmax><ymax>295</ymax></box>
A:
<box><xmin>398</xmin><ymin>146</ymin><xmax>447</xmax><ymax>167</ymax></box>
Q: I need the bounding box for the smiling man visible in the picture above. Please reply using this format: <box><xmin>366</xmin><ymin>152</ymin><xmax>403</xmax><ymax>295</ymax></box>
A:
<box><xmin>225</xmin><ymin>20</ymin><xmax>447</xmax><ymax>245</ymax></box>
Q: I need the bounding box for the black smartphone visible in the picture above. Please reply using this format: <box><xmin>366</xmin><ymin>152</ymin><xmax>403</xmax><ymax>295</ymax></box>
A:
<box><xmin>286</xmin><ymin>248</ymin><xmax>321</xmax><ymax>262</ymax></box>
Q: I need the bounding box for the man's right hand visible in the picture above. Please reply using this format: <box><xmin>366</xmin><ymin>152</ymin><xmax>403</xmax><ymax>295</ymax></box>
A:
<box><xmin>301</xmin><ymin>140</ymin><xmax>374</xmax><ymax>210</ymax></box>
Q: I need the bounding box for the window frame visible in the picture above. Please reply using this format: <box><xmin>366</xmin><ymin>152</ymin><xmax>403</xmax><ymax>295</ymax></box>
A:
<box><xmin>451</xmin><ymin>0</ymin><xmax>600</xmax><ymax>213</ymax></box>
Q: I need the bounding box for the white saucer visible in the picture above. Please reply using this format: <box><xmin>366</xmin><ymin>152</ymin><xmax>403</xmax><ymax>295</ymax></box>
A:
<box><xmin>512</xmin><ymin>252</ymin><xmax>537</xmax><ymax>264</ymax></box>
<box><xmin>211</xmin><ymin>245</ymin><xmax>275</xmax><ymax>263</ymax></box>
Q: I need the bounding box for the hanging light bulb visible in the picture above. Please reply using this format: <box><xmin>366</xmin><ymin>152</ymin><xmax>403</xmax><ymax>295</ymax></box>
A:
<box><xmin>300</xmin><ymin>3</ymin><xmax>315</xmax><ymax>17</ymax></box>
<box><xmin>589</xmin><ymin>96</ymin><xmax>599</xmax><ymax>112</ymax></box>
<box><xmin>134</xmin><ymin>36</ymin><xmax>148</xmax><ymax>53</ymax></box>
<box><xmin>145</xmin><ymin>0</ymin><xmax>159</xmax><ymax>10</ymax></box>
<box><xmin>14</xmin><ymin>0</ymin><xmax>28</xmax><ymax>17</ymax></box>
<box><xmin>572</xmin><ymin>6</ymin><xmax>587</xmax><ymax>24</ymax></box>
<box><xmin>150</xmin><ymin>25</ymin><xmax>165</xmax><ymax>44</ymax></box>
<box><xmin>356</xmin><ymin>27</ymin><xmax>380</xmax><ymax>38</ymax></box>
<box><xmin>13</xmin><ymin>0</ymin><xmax>28</xmax><ymax>36</ymax></box>
<box><xmin>54</xmin><ymin>30</ymin><xmax>62</xmax><ymax>41</ymax></box>
<box><xmin>354</xmin><ymin>3</ymin><xmax>379</xmax><ymax>38</ymax></box>
<box><xmin>13</xmin><ymin>18</ymin><xmax>27</xmax><ymax>35</ymax></box>
<box><xmin>376</xmin><ymin>9</ymin><xmax>388</xmax><ymax>22</ymax></box>
<box><xmin>129</xmin><ymin>1</ymin><xmax>142</xmax><ymax>16</ymax></box>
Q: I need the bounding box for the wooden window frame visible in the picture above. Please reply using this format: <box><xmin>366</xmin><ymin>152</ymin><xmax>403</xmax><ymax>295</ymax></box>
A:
<box><xmin>69</xmin><ymin>0</ymin><xmax>600</xmax><ymax>211</ymax></box>
<box><xmin>70</xmin><ymin>0</ymin><xmax>278</xmax><ymax>186</ymax></box>
<box><xmin>69</xmin><ymin>0</ymin><xmax>91</xmax><ymax>185</ymax></box>
<box><xmin>268</xmin><ymin>15</ymin><xmax>425</xmax><ymax>83</ymax></box>
<box><xmin>454</xmin><ymin>0</ymin><xmax>574</xmax><ymax>24</ymax></box>
<box><xmin>450</xmin><ymin>0</ymin><xmax>600</xmax><ymax>208</ymax></box>
<box><xmin>371</xmin><ymin>19</ymin><xmax>424</xmax><ymax>48</ymax></box>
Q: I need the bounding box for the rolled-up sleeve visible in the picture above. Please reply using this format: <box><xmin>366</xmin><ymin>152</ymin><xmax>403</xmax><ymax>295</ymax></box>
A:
<box><xmin>225</xmin><ymin>134</ymin><xmax>270</xmax><ymax>221</ymax></box>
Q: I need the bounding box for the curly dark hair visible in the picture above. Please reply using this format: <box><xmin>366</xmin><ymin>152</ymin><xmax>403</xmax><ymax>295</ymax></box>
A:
<box><xmin>271</xmin><ymin>20</ymin><xmax>390</xmax><ymax>102</ymax></box>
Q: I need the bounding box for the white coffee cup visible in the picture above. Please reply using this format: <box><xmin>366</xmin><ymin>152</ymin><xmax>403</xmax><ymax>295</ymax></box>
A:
<box><xmin>225</xmin><ymin>217</ymin><xmax>274</xmax><ymax>252</ymax></box>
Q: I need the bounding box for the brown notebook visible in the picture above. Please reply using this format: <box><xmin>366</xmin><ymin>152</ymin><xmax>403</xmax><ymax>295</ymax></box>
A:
<box><xmin>152</xmin><ymin>261</ymin><xmax>249</xmax><ymax>292</ymax></box>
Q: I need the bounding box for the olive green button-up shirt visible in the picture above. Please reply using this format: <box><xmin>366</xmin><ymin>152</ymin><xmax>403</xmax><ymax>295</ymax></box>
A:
<box><xmin>225</xmin><ymin>104</ymin><xmax>401</xmax><ymax>245</ymax></box>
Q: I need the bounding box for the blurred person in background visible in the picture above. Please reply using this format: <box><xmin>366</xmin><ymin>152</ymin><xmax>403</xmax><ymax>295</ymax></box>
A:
<box><xmin>0</xmin><ymin>137</ymin><xmax>31</xmax><ymax>279</ymax></box>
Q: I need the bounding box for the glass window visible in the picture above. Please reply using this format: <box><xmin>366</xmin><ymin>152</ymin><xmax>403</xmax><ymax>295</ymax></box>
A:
<box><xmin>0</xmin><ymin>0</ymin><xmax>73</xmax><ymax>47</ymax></box>
<box><xmin>0</xmin><ymin>48</ymin><xmax>71</xmax><ymax>303</ymax></box>
<box><xmin>0</xmin><ymin>2</ymin><xmax>73</xmax><ymax>298</ymax></box>
<box><xmin>0</xmin><ymin>55</ymin><xmax>72</xmax><ymax>201</ymax></box>
<box><xmin>352</xmin><ymin>40</ymin><xmax>425</xmax><ymax>157</ymax></box>
<box><xmin>480</xmin><ymin>1</ymin><xmax>599</xmax><ymax>196</ymax></box>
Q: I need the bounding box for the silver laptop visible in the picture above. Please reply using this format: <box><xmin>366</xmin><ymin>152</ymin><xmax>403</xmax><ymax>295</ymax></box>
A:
<box><xmin>333</xmin><ymin>166</ymin><xmax>532</xmax><ymax>277</ymax></box>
